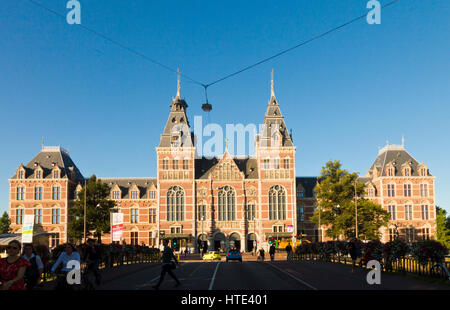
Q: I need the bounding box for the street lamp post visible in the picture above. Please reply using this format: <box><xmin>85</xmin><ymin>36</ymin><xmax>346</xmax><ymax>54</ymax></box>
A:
<box><xmin>318</xmin><ymin>204</ymin><xmax>321</xmax><ymax>242</ymax></box>
<box><xmin>83</xmin><ymin>179</ymin><xmax>87</xmax><ymax>244</ymax></box>
<box><xmin>354</xmin><ymin>180</ymin><xmax>358</xmax><ymax>240</ymax></box>
<box><xmin>201</xmin><ymin>215</ymin><xmax>205</xmax><ymax>253</ymax></box>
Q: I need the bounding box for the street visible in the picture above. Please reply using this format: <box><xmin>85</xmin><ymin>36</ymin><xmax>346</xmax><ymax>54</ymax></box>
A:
<box><xmin>99</xmin><ymin>259</ymin><xmax>450</xmax><ymax>290</ymax></box>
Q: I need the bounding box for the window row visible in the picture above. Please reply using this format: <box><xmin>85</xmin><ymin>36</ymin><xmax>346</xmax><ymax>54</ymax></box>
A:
<box><xmin>388</xmin><ymin>227</ymin><xmax>430</xmax><ymax>242</ymax></box>
<box><xmin>386</xmin><ymin>167</ymin><xmax>428</xmax><ymax>177</ymax></box>
<box><xmin>386</xmin><ymin>183</ymin><xmax>429</xmax><ymax>197</ymax></box>
<box><xmin>111</xmin><ymin>190</ymin><xmax>156</xmax><ymax>200</ymax></box>
<box><xmin>387</xmin><ymin>205</ymin><xmax>431</xmax><ymax>221</ymax></box>
<box><xmin>17</xmin><ymin>169</ymin><xmax>61</xmax><ymax>179</ymax></box>
<box><xmin>15</xmin><ymin>186</ymin><xmax>62</xmax><ymax>200</ymax></box>
<box><xmin>15</xmin><ymin>208</ymin><xmax>61</xmax><ymax>224</ymax></box>
<box><xmin>162</xmin><ymin>158</ymin><xmax>189</xmax><ymax>170</ymax></box>
<box><xmin>262</xmin><ymin>158</ymin><xmax>290</xmax><ymax>170</ymax></box>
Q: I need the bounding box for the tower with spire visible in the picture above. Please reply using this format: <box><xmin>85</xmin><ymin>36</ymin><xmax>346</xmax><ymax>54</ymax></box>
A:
<box><xmin>156</xmin><ymin>71</ymin><xmax>196</xmax><ymax>247</ymax></box>
<box><xmin>255</xmin><ymin>69</ymin><xmax>297</xmax><ymax>238</ymax></box>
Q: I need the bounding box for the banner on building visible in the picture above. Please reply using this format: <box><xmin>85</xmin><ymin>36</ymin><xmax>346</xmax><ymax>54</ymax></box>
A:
<box><xmin>21</xmin><ymin>215</ymin><xmax>34</xmax><ymax>243</ymax></box>
<box><xmin>287</xmin><ymin>225</ymin><xmax>294</xmax><ymax>233</ymax></box>
<box><xmin>111</xmin><ymin>213</ymin><xmax>124</xmax><ymax>242</ymax></box>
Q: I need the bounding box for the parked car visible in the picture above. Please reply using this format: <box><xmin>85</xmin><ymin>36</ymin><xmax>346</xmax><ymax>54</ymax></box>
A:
<box><xmin>203</xmin><ymin>251</ymin><xmax>221</xmax><ymax>261</ymax></box>
<box><xmin>226</xmin><ymin>249</ymin><xmax>242</xmax><ymax>262</ymax></box>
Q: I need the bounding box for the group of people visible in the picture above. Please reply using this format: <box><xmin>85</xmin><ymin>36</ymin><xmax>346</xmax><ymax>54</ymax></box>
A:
<box><xmin>256</xmin><ymin>242</ymin><xmax>293</xmax><ymax>262</ymax></box>
<box><xmin>0</xmin><ymin>238</ymin><xmax>103</xmax><ymax>290</ymax></box>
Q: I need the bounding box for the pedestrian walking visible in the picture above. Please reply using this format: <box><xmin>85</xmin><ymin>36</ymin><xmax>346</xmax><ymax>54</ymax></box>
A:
<box><xmin>269</xmin><ymin>244</ymin><xmax>276</xmax><ymax>261</ymax></box>
<box><xmin>285</xmin><ymin>243</ymin><xmax>293</xmax><ymax>261</ymax></box>
<box><xmin>22</xmin><ymin>244</ymin><xmax>44</xmax><ymax>290</ymax></box>
<box><xmin>347</xmin><ymin>239</ymin><xmax>358</xmax><ymax>273</ymax></box>
<box><xmin>258</xmin><ymin>248</ymin><xmax>265</xmax><ymax>262</ymax></box>
<box><xmin>153</xmin><ymin>239</ymin><xmax>181</xmax><ymax>290</ymax></box>
<box><xmin>0</xmin><ymin>240</ymin><xmax>31</xmax><ymax>290</ymax></box>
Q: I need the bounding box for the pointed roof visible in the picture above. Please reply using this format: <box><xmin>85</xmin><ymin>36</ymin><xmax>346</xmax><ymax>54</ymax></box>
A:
<box><xmin>11</xmin><ymin>146</ymin><xmax>84</xmax><ymax>182</ymax></box>
<box><xmin>367</xmin><ymin>143</ymin><xmax>430</xmax><ymax>177</ymax></box>
<box><xmin>158</xmin><ymin>72</ymin><xmax>193</xmax><ymax>147</ymax></box>
<box><xmin>260</xmin><ymin>70</ymin><xmax>293</xmax><ymax>147</ymax></box>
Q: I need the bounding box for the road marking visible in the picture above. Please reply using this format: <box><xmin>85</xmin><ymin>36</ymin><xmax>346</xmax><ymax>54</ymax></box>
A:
<box><xmin>208</xmin><ymin>262</ymin><xmax>221</xmax><ymax>290</ymax></box>
<box><xmin>135</xmin><ymin>263</ymin><xmax>186</xmax><ymax>290</ymax></box>
<box><xmin>267</xmin><ymin>262</ymin><xmax>318</xmax><ymax>290</ymax></box>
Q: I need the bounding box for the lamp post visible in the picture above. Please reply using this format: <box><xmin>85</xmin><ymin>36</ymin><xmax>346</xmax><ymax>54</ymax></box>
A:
<box><xmin>318</xmin><ymin>204</ymin><xmax>321</xmax><ymax>242</ymax></box>
<box><xmin>83</xmin><ymin>179</ymin><xmax>87</xmax><ymax>244</ymax></box>
<box><xmin>354</xmin><ymin>180</ymin><xmax>358</xmax><ymax>240</ymax></box>
<box><xmin>201</xmin><ymin>215</ymin><xmax>205</xmax><ymax>253</ymax></box>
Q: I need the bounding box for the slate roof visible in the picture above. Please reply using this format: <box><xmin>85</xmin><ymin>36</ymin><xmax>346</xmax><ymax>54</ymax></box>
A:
<box><xmin>368</xmin><ymin>144</ymin><xmax>430</xmax><ymax>177</ymax></box>
<box><xmin>195</xmin><ymin>156</ymin><xmax>259</xmax><ymax>180</ymax></box>
<box><xmin>259</xmin><ymin>95</ymin><xmax>294</xmax><ymax>147</ymax></box>
<box><xmin>296</xmin><ymin>177</ymin><xmax>318</xmax><ymax>198</ymax></box>
<box><xmin>11</xmin><ymin>146</ymin><xmax>84</xmax><ymax>182</ymax></box>
<box><xmin>100</xmin><ymin>178</ymin><xmax>157</xmax><ymax>199</ymax></box>
<box><xmin>158</xmin><ymin>96</ymin><xmax>193</xmax><ymax>148</ymax></box>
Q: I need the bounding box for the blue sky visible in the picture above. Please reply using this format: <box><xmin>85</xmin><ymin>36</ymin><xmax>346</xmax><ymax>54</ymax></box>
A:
<box><xmin>0</xmin><ymin>0</ymin><xmax>449</xmax><ymax>214</ymax></box>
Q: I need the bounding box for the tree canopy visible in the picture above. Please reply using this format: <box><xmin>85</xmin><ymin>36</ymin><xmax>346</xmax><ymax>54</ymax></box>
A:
<box><xmin>436</xmin><ymin>207</ymin><xmax>450</xmax><ymax>249</ymax></box>
<box><xmin>0</xmin><ymin>211</ymin><xmax>11</xmax><ymax>234</ymax></box>
<box><xmin>310</xmin><ymin>160</ymin><xmax>390</xmax><ymax>240</ymax></box>
<box><xmin>68</xmin><ymin>175</ymin><xmax>116</xmax><ymax>243</ymax></box>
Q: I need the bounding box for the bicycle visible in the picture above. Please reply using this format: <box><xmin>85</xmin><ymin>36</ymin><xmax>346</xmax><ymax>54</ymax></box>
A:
<box><xmin>430</xmin><ymin>262</ymin><xmax>450</xmax><ymax>281</ymax></box>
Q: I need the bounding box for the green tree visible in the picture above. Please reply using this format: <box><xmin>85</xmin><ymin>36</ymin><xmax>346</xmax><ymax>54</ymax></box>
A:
<box><xmin>436</xmin><ymin>207</ymin><xmax>450</xmax><ymax>248</ymax></box>
<box><xmin>310</xmin><ymin>160</ymin><xmax>389</xmax><ymax>240</ymax></box>
<box><xmin>68</xmin><ymin>175</ymin><xmax>116</xmax><ymax>243</ymax></box>
<box><xmin>0</xmin><ymin>211</ymin><xmax>11</xmax><ymax>234</ymax></box>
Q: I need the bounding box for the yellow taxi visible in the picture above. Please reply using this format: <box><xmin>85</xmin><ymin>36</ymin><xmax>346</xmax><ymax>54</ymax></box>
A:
<box><xmin>202</xmin><ymin>251</ymin><xmax>221</xmax><ymax>261</ymax></box>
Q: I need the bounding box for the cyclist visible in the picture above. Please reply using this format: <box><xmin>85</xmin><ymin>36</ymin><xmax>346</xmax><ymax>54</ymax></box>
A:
<box><xmin>83</xmin><ymin>239</ymin><xmax>102</xmax><ymax>286</ymax></box>
<box><xmin>50</xmin><ymin>243</ymin><xmax>81</xmax><ymax>290</ymax></box>
<box><xmin>269</xmin><ymin>244</ymin><xmax>276</xmax><ymax>261</ymax></box>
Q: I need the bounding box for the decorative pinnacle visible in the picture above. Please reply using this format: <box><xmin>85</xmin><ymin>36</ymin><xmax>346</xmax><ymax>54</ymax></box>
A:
<box><xmin>271</xmin><ymin>69</ymin><xmax>275</xmax><ymax>98</ymax></box>
<box><xmin>176</xmin><ymin>68</ymin><xmax>181</xmax><ymax>99</ymax></box>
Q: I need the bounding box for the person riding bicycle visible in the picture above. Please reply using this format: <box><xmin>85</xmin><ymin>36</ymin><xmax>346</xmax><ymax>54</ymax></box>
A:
<box><xmin>50</xmin><ymin>243</ymin><xmax>81</xmax><ymax>290</ymax></box>
<box><xmin>83</xmin><ymin>239</ymin><xmax>102</xmax><ymax>285</ymax></box>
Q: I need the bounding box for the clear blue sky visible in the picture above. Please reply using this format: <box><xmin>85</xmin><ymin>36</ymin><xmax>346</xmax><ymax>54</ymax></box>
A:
<box><xmin>1</xmin><ymin>0</ymin><xmax>449</xmax><ymax>215</ymax></box>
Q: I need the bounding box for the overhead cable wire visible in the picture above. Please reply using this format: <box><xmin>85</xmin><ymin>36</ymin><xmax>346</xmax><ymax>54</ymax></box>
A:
<box><xmin>26</xmin><ymin>0</ymin><xmax>206</xmax><ymax>87</ymax></box>
<box><xmin>204</xmin><ymin>0</ymin><xmax>400</xmax><ymax>87</ymax></box>
<box><xmin>25</xmin><ymin>0</ymin><xmax>400</xmax><ymax>94</ymax></box>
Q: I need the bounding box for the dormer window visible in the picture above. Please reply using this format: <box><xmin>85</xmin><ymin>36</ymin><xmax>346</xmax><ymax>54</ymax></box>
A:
<box><xmin>112</xmin><ymin>191</ymin><xmax>120</xmax><ymax>200</ymax></box>
<box><xmin>36</xmin><ymin>170</ymin><xmax>42</xmax><ymax>179</ymax></box>
<box><xmin>387</xmin><ymin>168</ymin><xmax>394</xmax><ymax>176</ymax></box>
<box><xmin>367</xmin><ymin>188</ymin><xmax>374</xmax><ymax>197</ymax></box>
<box><xmin>403</xmin><ymin>168</ymin><xmax>410</xmax><ymax>176</ymax></box>
<box><xmin>149</xmin><ymin>190</ymin><xmax>156</xmax><ymax>199</ymax></box>
<box><xmin>18</xmin><ymin>170</ymin><xmax>25</xmax><ymax>179</ymax></box>
<box><xmin>130</xmin><ymin>190</ymin><xmax>139</xmax><ymax>199</ymax></box>
<box><xmin>53</xmin><ymin>169</ymin><xmax>59</xmax><ymax>178</ymax></box>
<box><xmin>420</xmin><ymin>168</ymin><xmax>427</xmax><ymax>176</ymax></box>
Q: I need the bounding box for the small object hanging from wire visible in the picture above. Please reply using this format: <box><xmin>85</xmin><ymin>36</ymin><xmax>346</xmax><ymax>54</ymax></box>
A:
<box><xmin>201</xmin><ymin>86</ymin><xmax>212</xmax><ymax>112</ymax></box>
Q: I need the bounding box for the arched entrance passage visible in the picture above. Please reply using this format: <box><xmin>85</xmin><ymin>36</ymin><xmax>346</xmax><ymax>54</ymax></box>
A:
<box><xmin>247</xmin><ymin>233</ymin><xmax>257</xmax><ymax>252</ymax></box>
<box><xmin>229</xmin><ymin>233</ymin><xmax>241</xmax><ymax>251</ymax></box>
<box><xmin>214</xmin><ymin>232</ymin><xmax>226</xmax><ymax>251</ymax></box>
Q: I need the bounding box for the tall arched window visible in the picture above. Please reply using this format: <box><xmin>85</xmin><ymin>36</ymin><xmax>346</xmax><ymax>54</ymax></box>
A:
<box><xmin>167</xmin><ymin>186</ymin><xmax>184</xmax><ymax>221</ymax></box>
<box><xmin>218</xmin><ymin>186</ymin><xmax>235</xmax><ymax>221</ymax></box>
<box><xmin>269</xmin><ymin>185</ymin><xmax>286</xmax><ymax>220</ymax></box>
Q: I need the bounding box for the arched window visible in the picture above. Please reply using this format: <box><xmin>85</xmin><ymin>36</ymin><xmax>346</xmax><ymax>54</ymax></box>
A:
<box><xmin>269</xmin><ymin>185</ymin><xmax>286</xmax><ymax>220</ymax></box>
<box><xmin>167</xmin><ymin>186</ymin><xmax>184</xmax><ymax>221</ymax></box>
<box><xmin>218</xmin><ymin>186</ymin><xmax>235</xmax><ymax>221</ymax></box>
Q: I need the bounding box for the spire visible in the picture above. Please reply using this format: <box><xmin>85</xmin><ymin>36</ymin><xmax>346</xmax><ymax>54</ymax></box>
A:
<box><xmin>224</xmin><ymin>138</ymin><xmax>229</xmax><ymax>153</ymax></box>
<box><xmin>176</xmin><ymin>68</ymin><xmax>181</xmax><ymax>99</ymax></box>
<box><xmin>270</xmin><ymin>69</ymin><xmax>275</xmax><ymax>98</ymax></box>
<box><xmin>402</xmin><ymin>135</ymin><xmax>405</xmax><ymax>147</ymax></box>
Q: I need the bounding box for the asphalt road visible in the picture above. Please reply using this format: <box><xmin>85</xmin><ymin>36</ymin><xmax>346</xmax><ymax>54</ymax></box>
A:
<box><xmin>99</xmin><ymin>259</ymin><xmax>450</xmax><ymax>290</ymax></box>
